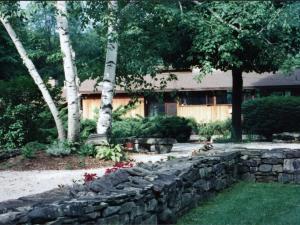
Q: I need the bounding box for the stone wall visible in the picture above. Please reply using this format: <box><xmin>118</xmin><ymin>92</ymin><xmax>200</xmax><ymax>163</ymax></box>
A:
<box><xmin>239</xmin><ymin>148</ymin><xmax>300</xmax><ymax>183</ymax></box>
<box><xmin>0</xmin><ymin>152</ymin><xmax>239</xmax><ymax>225</ymax></box>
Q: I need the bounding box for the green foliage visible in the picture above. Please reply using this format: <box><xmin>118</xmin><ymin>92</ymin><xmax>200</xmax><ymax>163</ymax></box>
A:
<box><xmin>112</xmin><ymin>103</ymin><xmax>138</xmax><ymax>121</ymax></box>
<box><xmin>46</xmin><ymin>141</ymin><xmax>73</xmax><ymax>156</ymax></box>
<box><xmin>0</xmin><ymin>76</ymin><xmax>62</xmax><ymax>148</ymax></box>
<box><xmin>96</xmin><ymin>144</ymin><xmax>124</xmax><ymax>162</ymax></box>
<box><xmin>242</xmin><ymin>96</ymin><xmax>300</xmax><ymax>139</ymax></box>
<box><xmin>21</xmin><ymin>141</ymin><xmax>44</xmax><ymax>159</ymax></box>
<box><xmin>80</xmin><ymin>119</ymin><xmax>97</xmax><ymax>141</ymax></box>
<box><xmin>198</xmin><ymin>120</ymin><xmax>232</xmax><ymax>140</ymax></box>
<box><xmin>184</xmin><ymin>1</ymin><xmax>300</xmax><ymax>74</ymax></box>
<box><xmin>139</xmin><ymin>116</ymin><xmax>193</xmax><ymax>142</ymax></box>
<box><xmin>111</xmin><ymin>116</ymin><xmax>193</xmax><ymax>142</ymax></box>
<box><xmin>78</xmin><ymin>144</ymin><xmax>96</xmax><ymax>157</ymax></box>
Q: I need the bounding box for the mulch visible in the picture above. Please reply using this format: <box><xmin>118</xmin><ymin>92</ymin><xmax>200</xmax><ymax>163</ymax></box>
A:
<box><xmin>0</xmin><ymin>151</ymin><xmax>115</xmax><ymax>171</ymax></box>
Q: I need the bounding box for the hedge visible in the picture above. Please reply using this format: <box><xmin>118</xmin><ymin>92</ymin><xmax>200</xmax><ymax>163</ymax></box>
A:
<box><xmin>111</xmin><ymin>116</ymin><xmax>194</xmax><ymax>142</ymax></box>
<box><xmin>242</xmin><ymin>96</ymin><xmax>300</xmax><ymax>140</ymax></box>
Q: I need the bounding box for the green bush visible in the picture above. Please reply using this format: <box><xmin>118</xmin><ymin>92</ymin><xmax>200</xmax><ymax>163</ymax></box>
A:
<box><xmin>242</xmin><ymin>96</ymin><xmax>300</xmax><ymax>139</ymax></box>
<box><xmin>111</xmin><ymin>116</ymin><xmax>193</xmax><ymax>142</ymax></box>
<box><xmin>21</xmin><ymin>141</ymin><xmax>46</xmax><ymax>158</ymax></box>
<box><xmin>46</xmin><ymin>141</ymin><xmax>73</xmax><ymax>156</ymax></box>
<box><xmin>80</xmin><ymin>119</ymin><xmax>97</xmax><ymax>141</ymax></box>
<box><xmin>78</xmin><ymin>144</ymin><xmax>97</xmax><ymax>157</ymax></box>
<box><xmin>96</xmin><ymin>144</ymin><xmax>124</xmax><ymax>162</ymax></box>
<box><xmin>0</xmin><ymin>76</ymin><xmax>62</xmax><ymax>148</ymax></box>
<box><xmin>198</xmin><ymin>120</ymin><xmax>232</xmax><ymax>140</ymax></box>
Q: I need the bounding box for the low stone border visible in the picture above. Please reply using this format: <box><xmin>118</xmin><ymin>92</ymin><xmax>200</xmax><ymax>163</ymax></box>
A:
<box><xmin>239</xmin><ymin>148</ymin><xmax>300</xmax><ymax>183</ymax></box>
<box><xmin>0</xmin><ymin>152</ymin><xmax>239</xmax><ymax>225</ymax></box>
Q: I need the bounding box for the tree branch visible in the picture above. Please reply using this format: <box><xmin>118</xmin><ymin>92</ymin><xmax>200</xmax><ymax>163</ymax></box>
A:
<box><xmin>193</xmin><ymin>0</ymin><xmax>241</xmax><ymax>32</ymax></box>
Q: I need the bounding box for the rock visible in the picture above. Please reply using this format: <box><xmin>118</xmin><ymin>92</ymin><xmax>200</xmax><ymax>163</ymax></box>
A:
<box><xmin>258</xmin><ymin>164</ymin><xmax>272</xmax><ymax>172</ymax></box>
<box><xmin>199</xmin><ymin>167</ymin><xmax>212</xmax><ymax>178</ymax></box>
<box><xmin>158</xmin><ymin>208</ymin><xmax>175</xmax><ymax>224</ymax></box>
<box><xmin>283</xmin><ymin>159</ymin><xmax>300</xmax><ymax>173</ymax></box>
<box><xmin>141</xmin><ymin>214</ymin><xmax>157</xmax><ymax>225</ymax></box>
<box><xmin>28</xmin><ymin>206</ymin><xmax>61</xmax><ymax>224</ymax></box>
<box><xmin>86</xmin><ymin>134</ymin><xmax>108</xmax><ymax>146</ymax></box>
<box><xmin>102</xmin><ymin>206</ymin><xmax>121</xmax><ymax>217</ymax></box>
<box><xmin>285</xmin><ymin>149</ymin><xmax>300</xmax><ymax>159</ymax></box>
<box><xmin>262</xmin><ymin>151</ymin><xmax>285</xmax><ymax>159</ymax></box>
<box><xmin>97</xmin><ymin>215</ymin><xmax>120</xmax><ymax>225</ymax></box>
<box><xmin>119</xmin><ymin>202</ymin><xmax>136</xmax><ymax>214</ymax></box>
<box><xmin>272</xmin><ymin>165</ymin><xmax>283</xmax><ymax>173</ymax></box>
<box><xmin>278</xmin><ymin>173</ymin><xmax>294</xmax><ymax>183</ymax></box>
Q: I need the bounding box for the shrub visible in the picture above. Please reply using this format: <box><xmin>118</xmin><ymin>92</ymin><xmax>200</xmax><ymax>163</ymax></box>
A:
<box><xmin>21</xmin><ymin>141</ymin><xmax>46</xmax><ymax>159</ymax></box>
<box><xmin>78</xmin><ymin>144</ymin><xmax>97</xmax><ymax>157</ymax></box>
<box><xmin>0</xmin><ymin>77</ymin><xmax>62</xmax><ymax>148</ymax></box>
<box><xmin>96</xmin><ymin>144</ymin><xmax>124</xmax><ymax>162</ymax></box>
<box><xmin>111</xmin><ymin>118</ymin><xmax>142</xmax><ymax>140</ymax></box>
<box><xmin>242</xmin><ymin>96</ymin><xmax>300</xmax><ymax>140</ymax></box>
<box><xmin>198</xmin><ymin>120</ymin><xmax>232</xmax><ymax>140</ymax></box>
<box><xmin>80</xmin><ymin>119</ymin><xmax>97</xmax><ymax>141</ymax></box>
<box><xmin>46</xmin><ymin>141</ymin><xmax>73</xmax><ymax>156</ymax></box>
<box><xmin>111</xmin><ymin>116</ymin><xmax>193</xmax><ymax>142</ymax></box>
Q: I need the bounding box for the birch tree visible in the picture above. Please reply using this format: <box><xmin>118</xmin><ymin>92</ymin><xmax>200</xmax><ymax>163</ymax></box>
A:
<box><xmin>96</xmin><ymin>0</ymin><xmax>118</xmax><ymax>141</ymax></box>
<box><xmin>0</xmin><ymin>14</ymin><xmax>66</xmax><ymax>141</ymax></box>
<box><xmin>56</xmin><ymin>1</ymin><xmax>80</xmax><ymax>142</ymax></box>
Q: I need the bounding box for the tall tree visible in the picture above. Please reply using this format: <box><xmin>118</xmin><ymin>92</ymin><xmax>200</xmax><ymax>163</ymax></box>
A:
<box><xmin>0</xmin><ymin>10</ymin><xmax>66</xmax><ymax>141</ymax></box>
<box><xmin>56</xmin><ymin>1</ymin><xmax>80</xmax><ymax>142</ymax></box>
<box><xmin>185</xmin><ymin>1</ymin><xmax>300</xmax><ymax>141</ymax></box>
<box><xmin>96</xmin><ymin>0</ymin><xmax>118</xmax><ymax>141</ymax></box>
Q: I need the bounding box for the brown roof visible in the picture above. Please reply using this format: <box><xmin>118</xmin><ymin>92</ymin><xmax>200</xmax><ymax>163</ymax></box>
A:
<box><xmin>79</xmin><ymin>69</ymin><xmax>300</xmax><ymax>94</ymax></box>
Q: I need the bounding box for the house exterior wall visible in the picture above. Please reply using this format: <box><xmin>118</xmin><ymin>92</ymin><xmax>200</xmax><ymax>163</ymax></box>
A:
<box><xmin>177</xmin><ymin>104</ymin><xmax>232</xmax><ymax>123</ymax></box>
<box><xmin>82</xmin><ymin>94</ymin><xmax>145</xmax><ymax>120</ymax></box>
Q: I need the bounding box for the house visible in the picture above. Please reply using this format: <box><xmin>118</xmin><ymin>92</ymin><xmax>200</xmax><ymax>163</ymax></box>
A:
<box><xmin>79</xmin><ymin>69</ymin><xmax>300</xmax><ymax>123</ymax></box>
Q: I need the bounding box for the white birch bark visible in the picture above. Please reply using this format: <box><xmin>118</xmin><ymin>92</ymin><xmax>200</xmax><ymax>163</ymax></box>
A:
<box><xmin>97</xmin><ymin>0</ymin><xmax>119</xmax><ymax>140</ymax></box>
<box><xmin>56</xmin><ymin>1</ymin><xmax>80</xmax><ymax>142</ymax></box>
<box><xmin>0</xmin><ymin>16</ymin><xmax>66</xmax><ymax>141</ymax></box>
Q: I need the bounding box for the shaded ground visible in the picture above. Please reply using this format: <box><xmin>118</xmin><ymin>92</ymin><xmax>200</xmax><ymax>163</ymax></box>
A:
<box><xmin>177</xmin><ymin>182</ymin><xmax>300</xmax><ymax>225</ymax></box>
<box><xmin>0</xmin><ymin>151</ymin><xmax>114</xmax><ymax>171</ymax></box>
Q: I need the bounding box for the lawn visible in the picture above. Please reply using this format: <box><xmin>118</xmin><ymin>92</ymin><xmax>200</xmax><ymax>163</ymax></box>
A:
<box><xmin>177</xmin><ymin>182</ymin><xmax>300</xmax><ymax>225</ymax></box>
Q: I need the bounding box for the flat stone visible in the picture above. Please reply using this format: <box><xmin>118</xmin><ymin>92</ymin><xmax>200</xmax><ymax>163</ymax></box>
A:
<box><xmin>272</xmin><ymin>165</ymin><xmax>283</xmax><ymax>173</ymax></box>
<box><xmin>285</xmin><ymin>149</ymin><xmax>300</xmax><ymax>158</ymax></box>
<box><xmin>262</xmin><ymin>151</ymin><xmax>285</xmax><ymax>159</ymax></box>
<box><xmin>283</xmin><ymin>159</ymin><xmax>300</xmax><ymax>173</ymax></box>
<box><xmin>102</xmin><ymin>206</ymin><xmax>121</xmax><ymax>217</ymax></box>
<box><xmin>278</xmin><ymin>173</ymin><xmax>294</xmax><ymax>183</ymax></box>
<box><xmin>258</xmin><ymin>164</ymin><xmax>272</xmax><ymax>172</ymax></box>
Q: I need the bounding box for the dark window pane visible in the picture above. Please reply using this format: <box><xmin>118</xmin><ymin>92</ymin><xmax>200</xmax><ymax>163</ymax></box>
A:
<box><xmin>180</xmin><ymin>92</ymin><xmax>206</xmax><ymax>105</ymax></box>
<box><xmin>216</xmin><ymin>91</ymin><xmax>228</xmax><ymax>104</ymax></box>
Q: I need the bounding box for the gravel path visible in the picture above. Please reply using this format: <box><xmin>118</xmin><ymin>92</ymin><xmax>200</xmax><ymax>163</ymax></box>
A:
<box><xmin>1</xmin><ymin>142</ymin><xmax>300</xmax><ymax>202</ymax></box>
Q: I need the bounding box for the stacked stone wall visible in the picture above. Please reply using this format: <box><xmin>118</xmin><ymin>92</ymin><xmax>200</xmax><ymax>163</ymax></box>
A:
<box><xmin>0</xmin><ymin>152</ymin><xmax>239</xmax><ymax>225</ymax></box>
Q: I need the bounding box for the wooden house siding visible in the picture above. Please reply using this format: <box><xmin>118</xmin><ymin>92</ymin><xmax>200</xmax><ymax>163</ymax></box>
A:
<box><xmin>82</xmin><ymin>95</ymin><xmax>144</xmax><ymax>120</ymax></box>
<box><xmin>177</xmin><ymin>104</ymin><xmax>231</xmax><ymax>123</ymax></box>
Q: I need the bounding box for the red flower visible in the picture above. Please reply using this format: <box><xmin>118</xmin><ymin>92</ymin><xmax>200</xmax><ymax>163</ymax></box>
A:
<box><xmin>84</xmin><ymin>173</ymin><xmax>97</xmax><ymax>183</ymax></box>
<box><xmin>105</xmin><ymin>162</ymin><xmax>134</xmax><ymax>175</ymax></box>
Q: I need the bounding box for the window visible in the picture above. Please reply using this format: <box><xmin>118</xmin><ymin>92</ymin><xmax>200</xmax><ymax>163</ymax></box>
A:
<box><xmin>180</xmin><ymin>92</ymin><xmax>207</xmax><ymax>105</ymax></box>
<box><xmin>216</xmin><ymin>91</ymin><xmax>228</xmax><ymax>104</ymax></box>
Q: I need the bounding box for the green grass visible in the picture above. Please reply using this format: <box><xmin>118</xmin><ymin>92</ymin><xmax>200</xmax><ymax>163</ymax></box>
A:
<box><xmin>177</xmin><ymin>182</ymin><xmax>300</xmax><ymax>225</ymax></box>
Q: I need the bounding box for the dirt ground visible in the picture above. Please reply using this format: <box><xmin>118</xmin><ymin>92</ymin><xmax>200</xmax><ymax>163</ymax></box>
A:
<box><xmin>0</xmin><ymin>151</ymin><xmax>114</xmax><ymax>171</ymax></box>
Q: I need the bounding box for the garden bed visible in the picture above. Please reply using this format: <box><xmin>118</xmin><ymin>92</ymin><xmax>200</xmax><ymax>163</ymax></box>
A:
<box><xmin>0</xmin><ymin>151</ymin><xmax>114</xmax><ymax>171</ymax></box>
<box><xmin>177</xmin><ymin>182</ymin><xmax>300</xmax><ymax>225</ymax></box>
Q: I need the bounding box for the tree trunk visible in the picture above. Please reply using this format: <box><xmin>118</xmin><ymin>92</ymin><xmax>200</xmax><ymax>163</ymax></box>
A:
<box><xmin>97</xmin><ymin>1</ymin><xmax>119</xmax><ymax>142</ymax></box>
<box><xmin>56</xmin><ymin>1</ymin><xmax>80</xmax><ymax>142</ymax></box>
<box><xmin>231</xmin><ymin>69</ymin><xmax>243</xmax><ymax>142</ymax></box>
<box><xmin>0</xmin><ymin>16</ymin><xmax>66</xmax><ymax>141</ymax></box>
